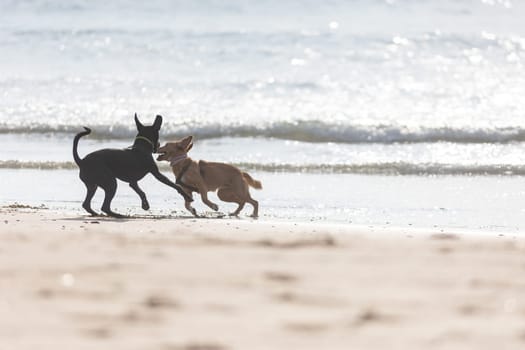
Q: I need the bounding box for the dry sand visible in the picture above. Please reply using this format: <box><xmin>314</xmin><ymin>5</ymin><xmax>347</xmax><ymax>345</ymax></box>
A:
<box><xmin>1</xmin><ymin>206</ymin><xmax>525</xmax><ymax>350</ymax></box>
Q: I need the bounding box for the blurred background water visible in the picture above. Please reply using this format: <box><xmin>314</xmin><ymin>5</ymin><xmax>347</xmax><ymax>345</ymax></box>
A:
<box><xmin>1</xmin><ymin>0</ymin><xmax>525</xmax><ymax>232</ymax></box>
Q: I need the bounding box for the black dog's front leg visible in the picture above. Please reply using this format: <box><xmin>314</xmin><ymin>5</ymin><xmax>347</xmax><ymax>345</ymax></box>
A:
<box><xmin>129</xmin><ymin>182</ymin><xmax>150</xmax><ymax>210</ymax></box>
<box><xmin>151</xmin><ymin>169</ymin><xmax>194</xmax><ymax>202</ymax></box>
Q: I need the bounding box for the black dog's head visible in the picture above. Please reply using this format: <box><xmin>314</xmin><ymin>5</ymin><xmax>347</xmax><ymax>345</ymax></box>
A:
<box><xmin>134</xmin><ymin>113</ymin><xmax>162</xmax><ymax>153</ymax></box>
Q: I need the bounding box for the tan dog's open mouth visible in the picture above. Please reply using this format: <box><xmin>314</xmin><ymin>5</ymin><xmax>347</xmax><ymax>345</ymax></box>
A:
<box><xmin>156</xmin><ymin>145</ymin><xmax>168</xmax><ymax>161</ymax></box>
<box><xmin>156</xmin><ymin>152</ymin><xmax>167</xmax><ymax>161</ymax></box>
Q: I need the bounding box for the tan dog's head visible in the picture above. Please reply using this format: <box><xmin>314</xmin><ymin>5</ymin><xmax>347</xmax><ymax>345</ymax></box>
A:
<box><xmin>156</xmin><ymin>135</ymin><xmax>193</xmax><ymax>161</ymax></box>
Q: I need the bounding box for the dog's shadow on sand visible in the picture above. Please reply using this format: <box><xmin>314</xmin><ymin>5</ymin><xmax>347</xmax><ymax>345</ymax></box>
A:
<box><xmin>62</xmin><ymin>212</ymin><xmax>233</xmax><ymax>223</ymax></box>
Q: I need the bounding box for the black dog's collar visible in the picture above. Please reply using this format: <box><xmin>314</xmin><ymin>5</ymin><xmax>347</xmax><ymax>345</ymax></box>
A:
<box><xmin>134</xmin><ymin>136</ymin><xmax>155</xmax><ymax>149</ymax></box>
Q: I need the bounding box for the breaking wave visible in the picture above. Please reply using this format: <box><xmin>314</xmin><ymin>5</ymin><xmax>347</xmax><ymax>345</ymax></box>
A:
<box><xmin>1</xmin><ymin>121</ymin><xmax>525</xmax><ymax>144</ymax></box>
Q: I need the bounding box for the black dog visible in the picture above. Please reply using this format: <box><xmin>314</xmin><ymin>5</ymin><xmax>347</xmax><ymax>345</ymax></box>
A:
<box><xmin>73</xmin><ymin>114</ymin><xmax>191</xmax><ymax>218</ymax></box>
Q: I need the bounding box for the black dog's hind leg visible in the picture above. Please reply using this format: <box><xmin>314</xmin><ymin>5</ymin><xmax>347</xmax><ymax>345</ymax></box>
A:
<box><xmin>129</xmin><ymin>182</ymin><xmax>150</xmax><ymax>210</ymax></box>
<box><xmin>100</xmin><ymin>178</ymin><xmax>125</xmax><ymax>218</ymax></box>
<box><xmin>82</xmin><ymin>183</ymin><xmax>99</xmax><ymax>216</ymax></box>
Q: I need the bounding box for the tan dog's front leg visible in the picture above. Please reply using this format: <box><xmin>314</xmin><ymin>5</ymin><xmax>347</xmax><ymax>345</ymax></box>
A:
<box><xmin>185</xmin><ymin>200</ymin><xmax>198</xmax><ymax>217</ymax></box>
<box><xmin>180</xmin><ymin>189</ymin><xmax>198</xmax><ymax>217</ymax></box>
<box><xmin>199</xmin><ymin>188</ymin><xmax>219</xmax><ymax>211</ymax></box>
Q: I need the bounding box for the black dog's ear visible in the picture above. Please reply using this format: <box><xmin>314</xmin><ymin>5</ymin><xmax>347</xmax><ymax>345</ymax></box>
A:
<box><xmin>134</xmin><ymin>113</ymin><xmax>143</xmax><ymax>130</ymax></box>
<box><xmin>153</xmin><ymin>115</ymin><xmax>163</xmax><ymax>130</ymax></box>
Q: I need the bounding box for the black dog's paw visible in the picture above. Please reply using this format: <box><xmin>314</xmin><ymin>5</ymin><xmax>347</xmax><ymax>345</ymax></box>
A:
<box><xmin>103</xmin><ymin>210</ymin><xmax>127</xmax><ymax>219</ymax></box>
<box><xmin>142</xmin><ymin>201</ymin><xmax>150</xmax><ymax>210</ymax></box>
<box><xmin>211</xmin><ymin>203</ymin><xmax>219</xmax><ymax>211</ymax></box>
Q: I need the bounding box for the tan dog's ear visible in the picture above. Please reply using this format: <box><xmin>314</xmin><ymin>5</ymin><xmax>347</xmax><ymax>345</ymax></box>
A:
<box><xmin>186</xmin><ymin>135</ymin><xmax>194</xmax><ymax>152</ymax></box>
<box><xmin>181</xmin><ymin>135</ymin><xmax>194</xmax><ymax>152</ymax></box>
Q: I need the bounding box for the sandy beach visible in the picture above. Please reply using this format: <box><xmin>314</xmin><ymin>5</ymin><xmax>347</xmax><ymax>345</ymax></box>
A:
<box><xmin>1</xmin><ymin>206</ymin><xmax>524</xmax><ymax>350</ymax></box>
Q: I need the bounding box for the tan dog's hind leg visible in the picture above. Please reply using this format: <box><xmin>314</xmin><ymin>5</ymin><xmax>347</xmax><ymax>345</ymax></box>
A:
<box><xmin>247</xmin><ymin>196</ymin><xmax>258</xmax><ymax>217</ymax></box>
<box><xmin>230</xmin><ymin>202</ymin><xmax>245</xmax><ymax>216</ymax></box>
<box><xmin>218</xmin><ymin>188</ymin><xmax>244</xmax><ymax>216</ymax></box>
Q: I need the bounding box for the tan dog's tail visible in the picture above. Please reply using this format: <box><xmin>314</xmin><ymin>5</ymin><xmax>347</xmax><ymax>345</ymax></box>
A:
<box><xmin>242</xmin><ymin>172</ymin><xmax>262</xmax><ymax>189</ymax></box>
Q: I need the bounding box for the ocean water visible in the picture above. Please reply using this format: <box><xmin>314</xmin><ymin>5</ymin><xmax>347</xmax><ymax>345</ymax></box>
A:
<box><xmin>1</xmin><ymin>0</ymin><xmax>525</xmax><ymax>232</ymax></box>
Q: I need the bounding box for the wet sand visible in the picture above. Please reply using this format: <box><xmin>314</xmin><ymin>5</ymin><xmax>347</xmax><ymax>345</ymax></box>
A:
<box><xmin>1</xmin><ymin>207</ymin><xmax>525</xmax><ymax>350</ymax></box>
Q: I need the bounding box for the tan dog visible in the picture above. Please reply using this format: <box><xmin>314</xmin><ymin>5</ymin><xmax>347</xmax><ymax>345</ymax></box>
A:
<box><xmin>157</xmin><ymin>136</ymin><xmax>262</xmax><ymax>217</ymax></box>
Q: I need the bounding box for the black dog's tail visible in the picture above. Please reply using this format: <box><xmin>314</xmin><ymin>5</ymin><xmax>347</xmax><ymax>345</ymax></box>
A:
<box><xmin>73</xmin><ymin>127</ymin><xmax>91</xmax><ymax>166</ymax></box>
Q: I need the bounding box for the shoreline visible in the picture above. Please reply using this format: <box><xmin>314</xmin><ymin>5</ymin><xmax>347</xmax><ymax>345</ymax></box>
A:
<box><xmin>2</xmin><ymin>169</ymin><xmax>525</xmax><ymax>234</ymax></box>
<box><xmin>2</xmin><ymin>208</ymin><xmax>525</xmax><ymax>349</ymax></box>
